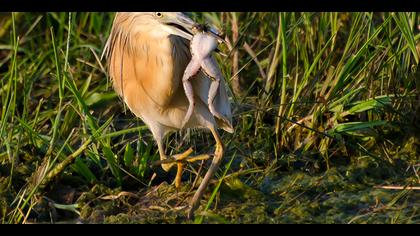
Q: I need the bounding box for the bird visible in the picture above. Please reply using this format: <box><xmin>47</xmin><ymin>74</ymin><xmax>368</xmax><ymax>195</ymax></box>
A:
<box><xmin>102</xmin><ymin>12</ymin><xmax>233</xmax><ymax>219</ymax></box>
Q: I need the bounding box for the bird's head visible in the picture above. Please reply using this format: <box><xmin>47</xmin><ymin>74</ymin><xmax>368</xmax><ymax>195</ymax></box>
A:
<box><xmin>116</xmin><ymin>12</ymin><xmax>197</xmax><ymax>41</ymax></box>
<box><xmin>157</xmin><ymin>12</ymin><xmax>197</xmax><ymax>40</ymax></box>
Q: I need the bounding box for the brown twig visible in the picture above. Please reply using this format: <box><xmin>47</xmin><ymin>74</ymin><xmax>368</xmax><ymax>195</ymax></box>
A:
<box><xmin>375</xmin><ymin>185</ymin><xmax>420</xmax><ymax>190</ymax></box>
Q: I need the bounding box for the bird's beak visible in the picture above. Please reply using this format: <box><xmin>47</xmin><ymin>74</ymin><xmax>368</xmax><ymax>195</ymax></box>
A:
<box><xmin>207</xmin><ymin>27</ymin><xmax>228</xmax><ymax>45</ymax></box>
<box><xmin>162</xmin><ymin>13</ymin><xmax>196</xmax><ymax>41</ymax></box>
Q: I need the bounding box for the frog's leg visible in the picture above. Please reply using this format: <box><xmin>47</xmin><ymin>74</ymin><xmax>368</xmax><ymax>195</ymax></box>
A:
<box><xmin>181</xmin><ymin>58</ymin><xmax>201</xmax><ymax>129</ymax></box>
<box><xmin>201</xmin><ymin>57</ymin><xmax>230</xmax><ymax>124</ymax></box>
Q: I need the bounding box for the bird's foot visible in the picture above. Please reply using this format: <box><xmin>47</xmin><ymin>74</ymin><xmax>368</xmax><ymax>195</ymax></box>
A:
<box><xmin>174</xmin><ymin>151</ymin><xmax>211</xmax><ymax>188</ymax></box>
<box><xmin>152</xmin><ymin>148</ymin><xmax>193</xmax><ymax>172</ymax></box>
<box><xmin>173</xmin><ymin>148</ymin><xmax>193</xmax><ymax>188</ymax></box>
<box><xmin>151</xmin><ymin>148</ymin><xmax>211</xmax><ymax>188</ymax></box>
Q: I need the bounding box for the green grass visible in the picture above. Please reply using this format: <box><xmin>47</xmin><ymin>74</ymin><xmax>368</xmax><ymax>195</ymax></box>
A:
<box><xmin>0</xmin><ymin>12</ymin><xmax>419</xmax><ymax>224</ymax></box>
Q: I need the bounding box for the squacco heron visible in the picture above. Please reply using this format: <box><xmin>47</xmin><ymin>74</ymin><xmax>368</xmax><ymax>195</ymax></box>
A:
<box><xmin>103</xmin><ymin>12</ymin><xmax>233</xmax><ymax>219</ymax></box>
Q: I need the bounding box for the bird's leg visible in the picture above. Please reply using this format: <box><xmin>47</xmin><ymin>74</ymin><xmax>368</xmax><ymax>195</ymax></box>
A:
<box><xmin>172</xmin><ymin>149</ymin><xmax>211</xmax><ymax>188</ymax></box>
<box><xmin>187</xmin><ymin>126</ymin><xmax>224</xmax><ymax>219</ymax></box>
<box><xmin>173</xmin><ymin>148</ymin><xmax>193</xmax><ymax>188</ymax></box>
<box><xmin>181</xmin><ymin>60</ymin><xmax>201</xmax><ymax>129</ymax></box>
<box><xmin>156</xmin><ymin>139</ymin><xmax>210</xmax><ymax>189</ymax></box>
<box><xmin>156</xmin><ymin>138</ymin><xmax>176</xmax><ymax>172</ymax></box>
<box><xmin>201</xmin><ymin>57</ymin><xmax>231</xmax><ymax>125</ymax></box>
<box><xmin>155</xmin><ymin>136</ymin><xmax>196</xmax><ymax>172</ymax></box>
<box><xmin>154</xmin><ymin>141</ymin><xmax>211</xmax><ymax>188</ymax></box>
<box><xmin>175</xmin><ymin>154</ymin><xmax>212</xmax><ymax>189</ymax></box>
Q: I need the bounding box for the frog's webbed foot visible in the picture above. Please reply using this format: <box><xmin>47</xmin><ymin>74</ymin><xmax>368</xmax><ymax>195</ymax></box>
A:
<box><xmin>181</xmin><ymin>60</ymin><xmax>201</xmax><ymax>129</ymax></box>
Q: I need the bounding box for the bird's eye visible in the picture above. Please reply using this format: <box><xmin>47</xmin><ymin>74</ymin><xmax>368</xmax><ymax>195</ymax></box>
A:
<box><xmin>155</xmin><ymin>12</ymin><xmax>163</xmax><ymax>18</ymax></box>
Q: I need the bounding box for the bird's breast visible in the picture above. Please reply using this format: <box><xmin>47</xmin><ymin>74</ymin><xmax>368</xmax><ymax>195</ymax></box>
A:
<box><xmin>136</xmin><ymin>36</ymin><xmax>189</xmax><ymax>107</ymax></box>
<box><xmin>111</xmin><ymin>33</ymin><xmax>191</xmax><ymax>119</ymax></box>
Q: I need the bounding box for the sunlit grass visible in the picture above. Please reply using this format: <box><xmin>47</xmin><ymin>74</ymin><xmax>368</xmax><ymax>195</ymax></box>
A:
<box><xmin>0</xmin><ymin>12</ymin><xmax>419</xmax><ymax>224</ymax></box>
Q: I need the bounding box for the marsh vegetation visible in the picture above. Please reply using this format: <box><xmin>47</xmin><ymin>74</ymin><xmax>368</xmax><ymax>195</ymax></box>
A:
<box><xmin>0</xmin><ymin>12</ymin><xmax>419</xmax><ymax>223</ymax></box>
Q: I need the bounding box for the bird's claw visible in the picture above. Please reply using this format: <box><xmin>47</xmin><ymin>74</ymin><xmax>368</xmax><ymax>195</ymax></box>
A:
<box><xmin>151</xmin><ymin>148</ymin><xmax>194</xmax><ymax>166</ymax></box>
<box><xmin>150</xmin><ymin>149</ymin><xmax>212</xmax><ymax>188</ymax></box>
<box><xmin>173</xmin><ymin>150</ymin><xmax>211</xmax><ymax>189</ymax></box>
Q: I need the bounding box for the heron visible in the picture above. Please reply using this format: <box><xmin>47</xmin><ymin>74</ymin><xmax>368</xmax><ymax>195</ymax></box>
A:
<box><xmin>102</xmin><ymin>12</ymin><xmax>233</xmax><ymax>219</ymax></box>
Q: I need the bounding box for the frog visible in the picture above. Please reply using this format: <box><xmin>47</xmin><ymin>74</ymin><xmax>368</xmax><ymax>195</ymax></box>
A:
<box><xmin>181</xmin><ymin>24</ymin><xmax>228</xmax><ymax>128</ymax></box>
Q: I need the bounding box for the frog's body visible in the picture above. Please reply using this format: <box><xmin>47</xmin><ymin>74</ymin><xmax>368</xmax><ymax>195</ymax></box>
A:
<box><xmin>181</xmin><ymin>26</ymin><xmax>229</xmax><ymax>128</ymax></box>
